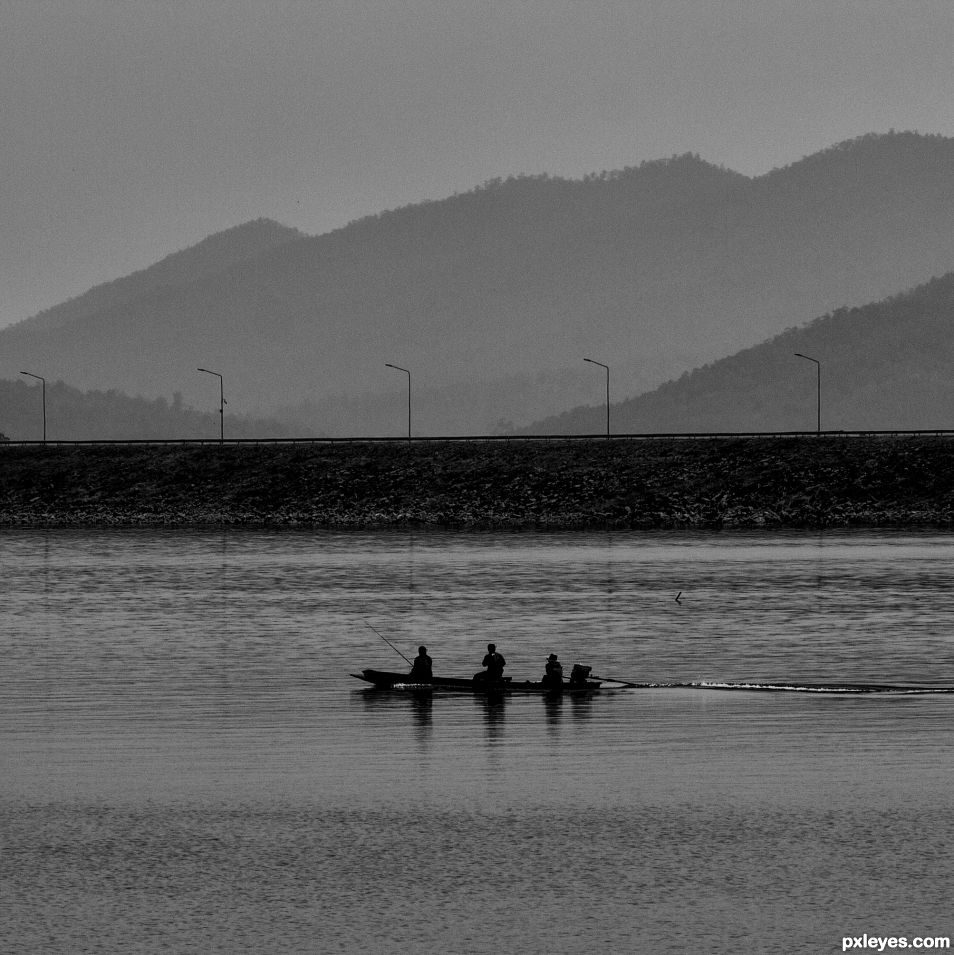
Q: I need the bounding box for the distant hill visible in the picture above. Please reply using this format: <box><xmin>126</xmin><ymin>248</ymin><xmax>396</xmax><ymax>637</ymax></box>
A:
<box><xmin>16</xmin><ymin>219</ymin><xmax>303</xmax><ymax>334</ymax></box>
<box><xmin>3</xmin><ymin>132</ymin><xmax>954</xmax><ymax>434</ymax></box>
<box><xmin>0</xmin><ymin>377</ymin><xmax>314</xmax><ymax>441</ymax></box>
<box><xmin>525</xmin><ymin>271</ymin><xmax>954</xmax><ymax>434</ymax></box>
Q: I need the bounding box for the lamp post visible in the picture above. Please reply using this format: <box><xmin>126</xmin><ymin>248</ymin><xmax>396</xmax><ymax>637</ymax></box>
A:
<box><xmin>20</xmin><ymin>371</ymin><xmax>46</xmax><ymax>442</ymax></box>
<box><xmin>385</xmin><ymin>363</ymin><xmax>411</xmax><ymax>438</ymax></box>
<box><xmin>794</xmin><ymin>353</ymin><xmax>821</xmax><ymax>433</ymax></box>
<box><xmin>197</xmin><ymin>368</ymin><xmax>225</xmax><ymax>442</ymax></box>
<box><xmin>583</xmin><ymin>358</ymin><xmax>610</xmax><ymax>436</ymax></box>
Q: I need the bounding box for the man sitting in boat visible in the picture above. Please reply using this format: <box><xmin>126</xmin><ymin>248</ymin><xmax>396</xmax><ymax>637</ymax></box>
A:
<box><xmin>475</xmin><ymin>643</ymin><xmax>506</xmax><ymax>683</ymax></box>
<box><xmin>542</xmin><ymin>653</ymin><xmax>563</xmax><ymax>689</ymax></box>
<box><xmin>409</xmin><ymin>646</ymin><xmax>433</xmax><ymax>682</ymax></box>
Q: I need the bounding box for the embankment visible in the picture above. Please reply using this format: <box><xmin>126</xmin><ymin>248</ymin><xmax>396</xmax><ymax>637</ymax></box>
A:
<box><xmin>0</xmin><ymin>436</ymin><xmax>952</xmax><ymax>529</ymax></box>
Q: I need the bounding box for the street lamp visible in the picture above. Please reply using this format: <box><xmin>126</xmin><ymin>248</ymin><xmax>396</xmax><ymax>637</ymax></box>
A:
<box><xmin>794</xmin><ymin>353</ymin><xmax>821</xmax><ymax>433</ymax></box>
<box><xmin>385</xmin><ymin>363</ymin><xmax>411</xmax><ymax>438</ymax></box>
<box><xmin>583</xmin><ymin>358</ymin><xmax>610</xmax><ymax>436</ymax></box>
<box><xmin>20</xmin><ymin>371</ymin><xmax>46</xmax><ymax>442</ymax></box>
<box><xmin>197</xmin><ymin>368</ymin><xmax>226</xmax><ymax>442</ymax></box>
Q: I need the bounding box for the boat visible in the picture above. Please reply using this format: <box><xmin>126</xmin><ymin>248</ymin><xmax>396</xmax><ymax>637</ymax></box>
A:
<box><xmin>352</xmin><ymin>664</ymin><xmax>603</xmax><ymax>695</ymax></box>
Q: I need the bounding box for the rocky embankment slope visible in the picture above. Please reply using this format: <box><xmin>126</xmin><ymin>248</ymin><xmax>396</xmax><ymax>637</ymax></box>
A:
<box><xmin>0</xmin><ymin>436</ymin><xmax>952</xmax><ymax>528</ymax></box>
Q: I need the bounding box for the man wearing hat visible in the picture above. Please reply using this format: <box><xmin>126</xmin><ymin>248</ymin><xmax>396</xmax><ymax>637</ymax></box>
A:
<box><xmin>542</xmin><ymin>652</ymin><xmax>563</xmax><ymax>689</ymax></box>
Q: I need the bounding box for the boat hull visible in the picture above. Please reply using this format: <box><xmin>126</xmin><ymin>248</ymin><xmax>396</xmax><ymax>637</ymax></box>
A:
<box><xmin>352</xmin><ymin>668</ymin><xmax>601</xmax><ymax>694</ymax></box>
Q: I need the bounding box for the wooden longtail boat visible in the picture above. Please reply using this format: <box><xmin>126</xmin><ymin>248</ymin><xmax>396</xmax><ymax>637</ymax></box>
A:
<box><xmin>352</xmin><ymin>666</ymin><xmax>602</xmax><ymax>694</ymax></box>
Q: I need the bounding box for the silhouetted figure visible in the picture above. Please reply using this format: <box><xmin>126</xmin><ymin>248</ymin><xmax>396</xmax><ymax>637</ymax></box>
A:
<box><xmin>542</xmin><ymin>653</ymin><xmax>563</xmax><ymax>689</ymax></box>
<box><xmin>475</xmin><ymin>642</ymin><xmax>506</xmax><ymax>683</ymax></box>
<box><xmin>409</xmin><ymin>645</ymin><xmax>432</xmax><ymax>682</ymax></box>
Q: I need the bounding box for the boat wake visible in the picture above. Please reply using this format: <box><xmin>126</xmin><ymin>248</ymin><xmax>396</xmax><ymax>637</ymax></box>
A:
<box><xmin>600</xmin><ymin>680</ymin><xmax>954</xmax><ymax>695</ymax></box>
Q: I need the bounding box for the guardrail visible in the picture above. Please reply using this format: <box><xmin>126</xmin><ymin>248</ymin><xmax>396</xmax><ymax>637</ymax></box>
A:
<box><xmin>2</xmin><ymin>429</ymin><xmax>954</xmax><ymax>447</ymax></box>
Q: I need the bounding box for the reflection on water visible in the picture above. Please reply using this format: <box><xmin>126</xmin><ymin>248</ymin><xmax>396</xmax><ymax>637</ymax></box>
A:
<box><xmin>543</xmin><ymin>691</ymin><xmax>565</xmax><ymax>731</ymax></box>
<box><xmin>476</xmin><ymin>693</ymin><xmax>507</xmax><ymax>745</ymax></box>
<box><xmin>3</xmin><ymin>528</ymin><xmax>954</xmax><ymax>953</ymax></box>
<box><xmin>356</xmin><ymin>684</ymin><xmax>601</xmax><ymax>752</ymax></box>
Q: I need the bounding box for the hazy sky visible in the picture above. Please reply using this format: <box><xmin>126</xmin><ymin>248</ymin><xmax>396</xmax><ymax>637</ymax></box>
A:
<box><xmin>3</xmin><ymin>0</ymin><xmax>954</xmax><ymax>327</ymax></box>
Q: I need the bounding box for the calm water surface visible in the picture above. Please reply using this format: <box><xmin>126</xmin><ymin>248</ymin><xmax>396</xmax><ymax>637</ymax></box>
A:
<box><xmin>3</xmin><ymin>529</ymin><xmax>954</xmax><ymax>953</ymax></box>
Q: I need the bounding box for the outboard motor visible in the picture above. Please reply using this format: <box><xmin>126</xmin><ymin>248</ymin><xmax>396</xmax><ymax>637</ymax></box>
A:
<box><xmin>569</xmin><ymin>664</ymin><xmax>592</xmax><ymax>687</ymax></box>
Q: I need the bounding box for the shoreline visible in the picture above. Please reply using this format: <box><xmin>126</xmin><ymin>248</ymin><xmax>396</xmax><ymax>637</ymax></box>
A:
<box><xmin>1</xmin><ymin>436</ymin><xmax>952</xmax><ymax>529</ymax></box>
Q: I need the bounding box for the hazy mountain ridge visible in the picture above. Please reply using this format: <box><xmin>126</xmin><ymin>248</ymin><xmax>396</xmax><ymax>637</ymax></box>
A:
<box><xmin>0</xmin><ymin>377</ymin><xmax>314</xmax><ymax>442</ymax></box>
<box><xmin>527</xmin><ymin>270</ymin><xmax>954</xmax><ymax>434</ymax></box>
<box><xmin>2</xmin><ymin>132</ymin><xmax>954</xmax><ymax>436</ymax></box>
<box><xmin>14</xmin><ymin>219</ymin><xmax>304</xmax><ymax>334</ymax></box>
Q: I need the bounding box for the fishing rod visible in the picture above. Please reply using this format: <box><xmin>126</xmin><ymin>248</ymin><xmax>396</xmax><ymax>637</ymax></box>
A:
<box><xmin>364</xmin><ymin>620</ymin><xmax>413</xmax><ymax>666</ymax></box>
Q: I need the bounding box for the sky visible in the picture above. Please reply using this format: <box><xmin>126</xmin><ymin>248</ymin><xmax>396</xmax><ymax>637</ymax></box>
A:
<box><xmin>2</xmin><ymin>0</ymin><xmax>954</xmax><ymax>327</ymax></box>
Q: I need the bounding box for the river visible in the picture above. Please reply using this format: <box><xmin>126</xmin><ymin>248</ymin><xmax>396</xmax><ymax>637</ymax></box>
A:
<box><xmin>2</xmin><ymin>529</ymin><xmax>953</xmax><ymax>953</ymax></box>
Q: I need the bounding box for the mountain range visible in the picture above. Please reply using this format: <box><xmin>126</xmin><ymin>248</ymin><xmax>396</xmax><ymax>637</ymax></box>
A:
<box><xmin>527</xmin><ymin>271</ymin><xmax>954</xmax><ymax>434</ymax></box>
<box><xmin>0</xmin><ymin>377</ymin><xmax>311</xmax><ymax>443</ymax></box>
<box><xmin>2</xmin><ymin>131</ymin><xmax>954</xmax><ymax>437</ymax></box>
